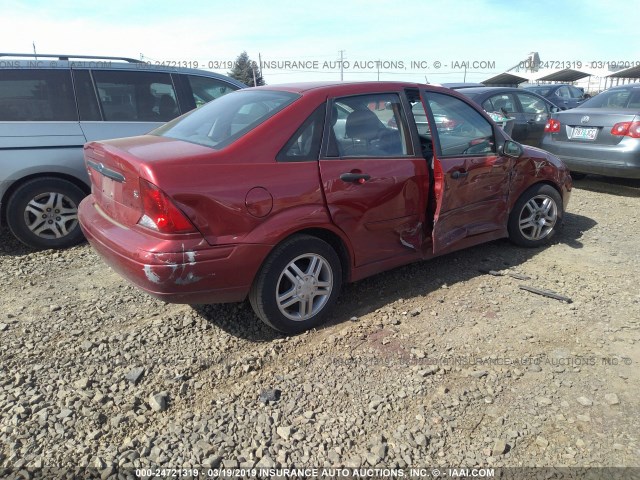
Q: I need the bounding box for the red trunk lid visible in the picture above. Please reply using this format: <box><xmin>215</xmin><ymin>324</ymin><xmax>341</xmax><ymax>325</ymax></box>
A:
<box><xmin>83</xmin><ymin>135</ymin><xmax>215</xmax><ymax>228</ymax></box>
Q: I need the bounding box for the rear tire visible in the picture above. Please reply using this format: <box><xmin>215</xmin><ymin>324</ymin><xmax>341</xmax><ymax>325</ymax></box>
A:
<box><xmin>249</xmin><ymin>234</ymin><xmax>342</xmax><ymax>334</ymax></box>
<box><xmin>508</xmin><ymin>183</ymin><xmax>563</xmax><ymax>248</ymax></box>
<box><xmin>6</xmin><ymin>177</ymin><xmax>86</xmax><ymax>250</ymax></box>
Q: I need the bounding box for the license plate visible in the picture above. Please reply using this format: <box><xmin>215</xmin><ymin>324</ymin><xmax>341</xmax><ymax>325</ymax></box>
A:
<box><xmin>101</xmin><ymin>176</ymin><xmax>116</xmax><ymax>199</ymax></box>
<box><xmin>572</xmin><ymin>126</ymin><xmax>598</xmax><ymax>140</ymax></box>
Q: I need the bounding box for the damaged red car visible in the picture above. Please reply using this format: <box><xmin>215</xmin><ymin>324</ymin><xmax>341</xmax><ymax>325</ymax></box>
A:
<box><xmin>78</xmin><ymin>82</ymin><xmax>572</xmax><ymax>333</ymax></box>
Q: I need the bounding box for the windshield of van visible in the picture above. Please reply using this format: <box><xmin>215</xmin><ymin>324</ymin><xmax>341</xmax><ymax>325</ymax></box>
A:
<box><xmin>153</xmin><ymin>90</ymin><xmax>299</xmax><ymax>149</ymax></box>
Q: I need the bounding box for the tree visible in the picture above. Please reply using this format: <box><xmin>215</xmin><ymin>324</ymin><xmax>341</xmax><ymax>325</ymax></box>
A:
<box><xmin>228</xmin><ymin>51</ymin><xmax>265</xmax><ymax>87</ymax></box>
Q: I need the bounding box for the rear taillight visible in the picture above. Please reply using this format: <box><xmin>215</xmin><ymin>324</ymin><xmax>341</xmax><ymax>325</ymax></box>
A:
<box><xmin>545</xmin><ymin>119</ymin><xmax>561</xmax><ymax>133</ymax></box>
<box><xmin>138</xmin><ymin>179</ymin><xmax>196</xmax><ymax>234</ymax></box>
<box><xmin>611</xmin><ymin>121</ymin><xmax>640</xmax><ymax>138</ymax></box>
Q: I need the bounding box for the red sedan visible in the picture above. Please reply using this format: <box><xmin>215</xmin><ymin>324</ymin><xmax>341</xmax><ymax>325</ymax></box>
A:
<box><xmin>78</xmin><ymin>81</ymin><xmax>572</xmax><ymax>333</ymax></box>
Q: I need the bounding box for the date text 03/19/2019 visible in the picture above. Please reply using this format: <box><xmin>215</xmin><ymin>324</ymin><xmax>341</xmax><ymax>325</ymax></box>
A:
<box><xmin>519</xmin><ymin>60</ymin><xmax>640</xmax><ymax>70</ymax></box>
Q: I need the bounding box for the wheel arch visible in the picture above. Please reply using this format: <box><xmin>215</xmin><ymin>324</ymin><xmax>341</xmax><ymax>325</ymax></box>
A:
<box><xmin>508</xmin><ymin>179</ymin><xmax>564</xmax><ymax>215</ymax></box>
<box><xmin>1</xmin><ymin>173</ymin><xmax>90</xmax><ymax>227</ymax></box>
<box><xmin>274</xmin><ymin>227</ymin><xmax>352</xmax><ymax>286</ymax></box>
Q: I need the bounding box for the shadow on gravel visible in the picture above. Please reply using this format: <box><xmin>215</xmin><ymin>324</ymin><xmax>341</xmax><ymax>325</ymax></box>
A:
<box><xmin>573</xmin><ymin>175</ymin><xmax>640</xmax><ymax>197</ymax></box>
<box><xmin>194</xmin><ymin>210</ymin><xmax>597</xmax><ymax>338</ymax></box>
<box><xmin>192</xmin><ymin>302</ymin><xmax>285</xmax><ymax>342</ymax></box>
<box><xmin>561</xmin><ymin>212</ymin><xmax>597</xmax><ymax>249</ymax></box>
<box><xmin>0</xmin><ymin>228</ymin><xmax>32</xmax><ymax>257</ymax></box>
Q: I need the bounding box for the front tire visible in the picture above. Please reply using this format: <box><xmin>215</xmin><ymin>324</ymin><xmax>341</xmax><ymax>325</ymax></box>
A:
<box><xmin>6</xmin><ymin>177</ymin><xmax>86</xmax><ymax>250</ymax></box>
<box><xmin>249</xmin><ymin>235</ymin><xmax>342</xmax><ymax>334</ymax></box>
<box><xmin>508</xmin><ymin>183</ymin><xmax>563</xmax><ymax>247</ymax></box>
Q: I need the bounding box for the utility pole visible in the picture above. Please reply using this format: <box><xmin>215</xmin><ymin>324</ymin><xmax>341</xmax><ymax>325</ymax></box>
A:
<box><xmin>339</xmin><ymin>50</ymin><xmax>345</xmax><ymax>81</ymax></box>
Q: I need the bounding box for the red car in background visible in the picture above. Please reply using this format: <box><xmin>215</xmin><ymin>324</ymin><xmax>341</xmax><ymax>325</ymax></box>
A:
<box><xmin>78</xmin><ymin>81</ymin><xmax>572</xmax><ymax>333</ymax></box>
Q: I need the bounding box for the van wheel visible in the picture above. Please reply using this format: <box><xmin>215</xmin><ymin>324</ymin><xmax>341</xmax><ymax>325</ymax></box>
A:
<box><xmin>6</xmin><ymin>178</ymin><xmax>86</xmax><ymax>249</ymax></box>
<box><xmin>508</xmin><ymin>183</ymin><xmax>563</xmax><ymax>248</ymax></box>
<box><xmin>249</xmin><ymin>235</ymin><xmax>342</xmax><ymax>334</ymax></box>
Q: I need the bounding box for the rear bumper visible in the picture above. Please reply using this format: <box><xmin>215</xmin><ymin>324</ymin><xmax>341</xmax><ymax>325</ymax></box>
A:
<box><xmin>541</xmin><ymin>136</ymin><xmax>640</xmax><ymax>178</ymax></box>
<box><xmin>78</xmin><ymin>196</ymin><xmax>272</xmax><ymax>304</ymax></box>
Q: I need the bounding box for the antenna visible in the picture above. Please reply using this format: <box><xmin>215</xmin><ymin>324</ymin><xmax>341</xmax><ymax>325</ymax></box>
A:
<box><xmin>32</xmin><ymin>42</ymin><xmax>37</xmax><ymax>60</ymax></box>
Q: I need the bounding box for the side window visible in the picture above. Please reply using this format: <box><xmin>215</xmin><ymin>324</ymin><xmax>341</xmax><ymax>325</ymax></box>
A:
<box><xmin>569</xmin><ymin>86</ymin><xmax>584</xmax><ymax>99</ymax></box>
<box><xmin>329</xmin><ymin>93</ymin><xmax>412</xmax><ymax>158</ymax></box>
<box><xmin>277</xmin><ymin>105</ymin><xmax>325</xmax><ymax>162</ymax></box>
<box><xmin>92</xmin><ymin>71</ymin><xmax>178</xmax><ymax>122</ymax></box>
<box><xmin>484</xmin><ymin>94</ymin><xmax>517</xmax><ymax>114</ymax></box>
<box><xmin>0</xmin><ymin>69</ymin><xmax>76</xmax><ymax>121</ymax></box>
<box><xmin>424</xmin><ymin>92</ymin><xmax>495</xmax><ymax>156</ymax></box>
<box><xmin>515</xmin><ymin>92</ymin><xmax>549</xmax><ymax>114</ymax></box>
<box><xmin>187</xmin><ymin>75</ymin><xmax>238</xmax><ymax>108</ymax></box>
<box><xmin>72</xmin><ymin>70</ymin><xmax>101</xmax><ymax>121</ymax></box>
<box><xmin>556</xmin><ymin>86</ymin><xmax>571</xmax><ymax>99</ymax></box>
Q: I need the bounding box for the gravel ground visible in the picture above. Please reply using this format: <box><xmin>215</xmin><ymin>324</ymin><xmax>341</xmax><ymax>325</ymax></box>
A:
<box><xmin>1</xmin><ymin>176</ymin><xmax>639</xmax><ymax>475</ymax></box>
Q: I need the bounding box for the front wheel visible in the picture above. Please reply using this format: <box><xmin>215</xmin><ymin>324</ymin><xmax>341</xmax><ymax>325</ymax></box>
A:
<box><xmin>6</xmin><ymin>177</ymin><xmax>86</xmax><ymax>249</ymax></box>
<box><xmin>249</xmin><ymin>235</ymin><xmax>342</xmax><ymax>334</ymax></box>
<box><xmin>508</xmin><ymin>183</ymin><xmax>563</xmax><ymax>247</ymax></box>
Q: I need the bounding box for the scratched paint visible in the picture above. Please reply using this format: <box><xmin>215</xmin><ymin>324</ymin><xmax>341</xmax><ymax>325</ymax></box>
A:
<box><xmin>143</xmin><ymin>265</ymin><xmax>161</xmax><ymax>284</ymax></box>
<box><xmin>142</xmin><ymin>248</ymin><xmax>201</xmax><ymax>286</ymax></box>
<box><xmin>399</xmin><ymin>222</ymin><xmax>423</xmax><ymax>250</ymax></box>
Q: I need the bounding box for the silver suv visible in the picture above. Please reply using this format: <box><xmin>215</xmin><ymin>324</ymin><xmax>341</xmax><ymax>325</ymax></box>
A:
<box><xmin>0</xmin><ymin>53</ymin><xmax>245</xmax><ymax>249</ymax></box>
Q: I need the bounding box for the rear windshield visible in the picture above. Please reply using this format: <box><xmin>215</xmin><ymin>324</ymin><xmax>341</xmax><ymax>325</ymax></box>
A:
<box><xmin>458</xmin><ymin>91</ymin><xmax>480</xmax><ymax>100</ymax></box>
<box><xmin>579</xmin><ymin>87</ymin><xmax>640</xmax><ymax>110</ymax></box>
<box><xmin>525</xmin><ymin>86</ymin><xmax>551</xmax><ymax>96</ymax></box>
<box><xmin>153</xmin><ymin>90</ymin><xmax>299</xmax><ymax>149</ymax></box>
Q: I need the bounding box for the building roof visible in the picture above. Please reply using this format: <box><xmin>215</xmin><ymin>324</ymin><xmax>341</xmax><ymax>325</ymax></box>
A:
<box><xmin>606</xmin><ymin>65</ymin><xmax>640</xmax><ymax>79</ymax></box>
<box><xmin>481</xmin><ymin>72</ymin><xmax>530</xmax><ymax>86</ymax></box>
<box><xmin>533</xmin><ymin>68</ymin><xmax>592</xmax><ymax>82</ymax></box>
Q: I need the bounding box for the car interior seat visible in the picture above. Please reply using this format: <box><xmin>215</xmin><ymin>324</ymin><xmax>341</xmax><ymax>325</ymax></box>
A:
<box><xmin>343</xmin><ymin>109</ymin><xmax>387</xmax><ymax>156</ymax></box>
<box><xmin>159</xmin><ymin>95</ymin><xmax>178</xmax><ymax>121</ymax></box>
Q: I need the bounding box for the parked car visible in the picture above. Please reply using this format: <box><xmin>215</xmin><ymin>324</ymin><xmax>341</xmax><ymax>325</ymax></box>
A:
<box><xmin>541</xmin><ymin>83</ymin><xmax>640</xmax><ymax>178</ymax></box>
<box><xmin>0</xmin><ymin>53</ymin><xmax>245</xmax><ymax>249</ymax></box>
<box><xmin>457</xmin><ymin>87</ymin><xmax>560</xmax><ymax>147</ymax></box>
<box><xmin>78</xmin><ymin>82</ymin><xmax>572</xmax><ymax>333</ymax></box>
<box><xmin>523</xmin><ymin>84</ymin><xmax>588</xmax><ymax>110</ymax></box>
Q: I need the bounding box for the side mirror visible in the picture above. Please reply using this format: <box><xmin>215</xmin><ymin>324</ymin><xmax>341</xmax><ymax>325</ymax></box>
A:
<box><xmin>501</xmin><ymin>140</ymin><xmax>523</xmax><ymax>158</ymax></box>
<box><xmin>550</xmin><ymin>106</ymin><xmax>561</xmax><ymax>113</ymax></box>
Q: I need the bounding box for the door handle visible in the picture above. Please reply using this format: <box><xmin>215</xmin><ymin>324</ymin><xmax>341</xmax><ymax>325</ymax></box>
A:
<box><xmin>340</xmin><ymin>172</ymin><xmax>371</xmax><ymax>184</ymax></box>
<box><xmin>451</xmin><ymin>170</ymin><xmax>468</xmax><ymax>179</ymax></box>
<box><xmin>526</xmin><ymin>119</ymin><xmax>536</xmax><ymax>124</ymax></box>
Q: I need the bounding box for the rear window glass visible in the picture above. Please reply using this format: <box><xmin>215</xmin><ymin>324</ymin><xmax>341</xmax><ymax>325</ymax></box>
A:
<box><xmin>526</xmin><ymin>86</ymin><xmax>551</xmax><ymax>96</ymax></box>
<box><xmin>457</xmin><ymin>91</ymin><xmax>479</xmax><ymax>100</ymax></box>
<box><xmin>153</xmin><ymin>90</ymin><xmax>298</xmax><ymax>149</ymax></box>
<box><xmin>580</xmin><ymin>87</ymin><xmax>640</xmax><ymax>109</ymax></box>
<box><xmin>0</xmin><ymin>70</ymin><xmax>76</xmax><ymax>121</ymax></box>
